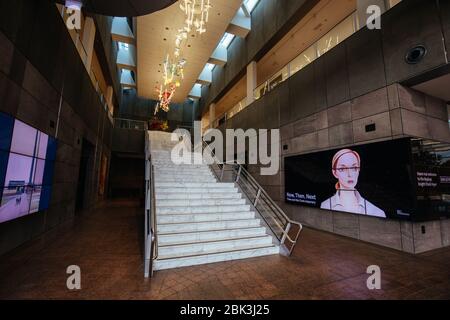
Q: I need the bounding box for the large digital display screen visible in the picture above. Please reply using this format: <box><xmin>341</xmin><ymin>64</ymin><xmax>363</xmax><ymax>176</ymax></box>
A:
<box><xmin>411</xmin><ymin>139</ymin><xmax>450</xmax><ymax>219</ymax></box>
<box><xmin>285</xmin><ymin>139</ymin><xmax>416</xmax><ymax>220</ymax></box>
<box><xmin>0</xmin><ymin>111</ymin><xmax>57</xmax><ymax>224</ymax></box>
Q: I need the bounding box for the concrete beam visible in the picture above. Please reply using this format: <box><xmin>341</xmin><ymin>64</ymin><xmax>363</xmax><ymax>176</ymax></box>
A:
<box><xmin>81</xmin><ymin>17</ymin><xmax>96</xmax><ymax>72</ymax></box>
<box><xmin>226</xmin><ymin>9</ymin><xmax>251</xmax><ymax>38</ymax></box>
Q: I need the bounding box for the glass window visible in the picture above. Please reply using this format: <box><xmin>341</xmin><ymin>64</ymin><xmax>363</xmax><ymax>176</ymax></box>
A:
<box><xmin>290</xmin><ymin>45</ymin><xmax>318</xmax><ymax>75</ymax></box>
<box><xmin>254</xmin><ymin>82</ymin><xmax>270</xmax><ymax>100</ymax></box>
<box><xmin>268</xmin><ymin>66</ymin><xmax>288</xmax><ymax>91</ymax></box>
<box><xmin>317</xmin><ymin>14</ymin><xmax>355</xmax><ymax>57</ymax></box>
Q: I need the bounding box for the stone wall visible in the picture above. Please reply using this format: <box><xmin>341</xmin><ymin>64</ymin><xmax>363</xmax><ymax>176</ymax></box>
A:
<box><xmin>0</xmin><ymin>0</ymin><xmax>114</xmax><ymax>255</ymax></box>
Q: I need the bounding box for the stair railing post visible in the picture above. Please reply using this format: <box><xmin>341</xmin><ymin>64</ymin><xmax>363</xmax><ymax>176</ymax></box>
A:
<box><xmin>235</xmin><ymin>166</ymin><xmax>242</xmax><ymax>183</ymax></box>
<box><xmin>220</xmin><ymin>165</ymin><xmax>225</xmax><ymax>182</ymax></box>
<box><xmin>254</xmin><ymin>188</ymin><xmax>261</xmax><ymax>207</ymax></box>
<box><xmin>281</xmin><ymin>222</ymin><xmax>292</xmax><ymax>246</ymax></box>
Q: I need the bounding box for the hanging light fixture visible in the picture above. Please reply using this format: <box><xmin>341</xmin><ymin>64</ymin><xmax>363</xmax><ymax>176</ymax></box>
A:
<box><xmin>155</xmin><ymin>53</ymin><xmax>186</xmax><ymax>114</ymax></box>
<box><xmin>155</xmin><ymin>83</ymin><xmax>177</xmax><ymax>114</ymax></box>
<box><xmin>162</xmin><ymin>54</ymin><xmax>186</xmax><ymax>86</ymax></box>
<box><xmin>154</xmin><ymin>0</ymin><xmax>212</xmax><ymax>115</ymax></box>
<box><xmin>180</xmin><ymin>0</ymin><xmax>212</xmax><ymax>34</ymax></box>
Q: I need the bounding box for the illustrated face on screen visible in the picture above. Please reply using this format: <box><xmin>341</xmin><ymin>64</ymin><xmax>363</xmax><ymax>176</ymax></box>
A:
<box><xmin>332</xmin><ymin>150</ymin><xmax>360</xmax><ymax>191</ymax></box>
<box><xmin>322</xmin><ymin>149</ymin><xmax>385</xmax><ymax>217</ymax></box>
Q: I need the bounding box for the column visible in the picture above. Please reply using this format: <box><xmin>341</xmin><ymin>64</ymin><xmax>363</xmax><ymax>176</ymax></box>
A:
<box><xmin>82</xmin><ymin>16</ymin><xmax>96</xmax><ymax>72</ymax></box>
<box><xmin>209</xmin><ymin>103</ymin><xmax>216</xmax><ymax>129</ymax></box>
<box><xmin>246</xmin><ymin>61</ymin><xmax>257</xmax><ymax>106</ymax></box>
<box><xmin>106</xmin><ymin>86</ymin><xmax>114</xmax><ymax>115</ymax></box>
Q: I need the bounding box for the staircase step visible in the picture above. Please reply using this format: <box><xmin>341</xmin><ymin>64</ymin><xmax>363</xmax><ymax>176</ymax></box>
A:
<box><xmin>156</xmin><ymin>198</ymin><xmax>246</xmax><ymax>207</ymax></box>
<box><xmin>155</xmin><ymin>187</ymin><xmax>238</xmax><ymax>194</ymax></box>
<box><xmin>155</xmin><ymin>193</ymin><xmax>242</xmax><ymax>200</ymax></box>
<box><xmin>155</xmin><ymin>182</ymin><xmax>235</xmax><ymax>188</ymax></box>
<box><xmin>158</xmin><ymin>227</ymin><xmax>268</xmax><ymax>246</ymax></box>
<box><xmin>158</xmin><ymin>219</ymin><xmax>262</xmax><ymax>234</ymax></box>
<box><xmin>158</xmin><ymin>236</ymin><xmax>274</xmax><ymax>258</ymax></box>
<box><xmin>154</xmin><ymin>245</ymin><xmax>280</xmax><ymax>271</ymax></box>
<box><xmin>151</xmin><ymin>160</ymin><xmax>206</xmax><ymax>164</ymax></box>
<box><xmin>157</xmin><ymin>212</ymin><xmax>255</xmax><ymax>224</ymax></box>
<box><xmin>154</xmin><ymin>165</ymin><xmax>209</xmax><ymax>169</ymax></box>
<box><xmin>155</xmin><ymin>169</ymin><xmax>212</xmax><ymax>175</ymax></box>
<box><xmin>154</xmin><ymin>177</ymin><xmax>216</xmax><ymax>183</ymax></box>
<box><xmin>154</xmin><ymin>173</ymin><xmax>214</xmax><ymax>179</ymax></box>
<box><xmin>156</xmin><ymin>204</ymin><xmax>251</xmax><ymax>214</ymax></box>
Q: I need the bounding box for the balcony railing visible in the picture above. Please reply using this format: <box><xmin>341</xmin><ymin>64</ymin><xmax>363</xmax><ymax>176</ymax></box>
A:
<box><xmin>210</xmin><ymin>11</ymin><xmax>359</xmax><ymax>128</ymax></box>
<box><xmin>253</xmin><ymin>11</ymin><xmax>358</xmax><ymax>101</ymax></box>
<box><xmin>114</xmin><ymin>118</ymin><xmax>148</xmax><ymax>131</ymax></box>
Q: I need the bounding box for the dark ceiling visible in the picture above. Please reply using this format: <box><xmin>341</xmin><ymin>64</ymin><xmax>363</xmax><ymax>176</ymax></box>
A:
<box><xmin>55</xmin><ymin>0</ymin><xmax>178</xmax><ymax>17</ymax></box>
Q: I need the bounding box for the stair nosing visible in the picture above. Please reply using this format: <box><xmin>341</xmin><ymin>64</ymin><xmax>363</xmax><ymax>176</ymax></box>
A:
<box><xmin>157</xmin><ymin>218</ymin><xmax>260</xmax><ymax>227</ymax></box>
<box><xmin>157</xmin><ymin>226</ymin><xmax>266</xmax><ymax>236</ymax></box>
<box><xmin>159</xmin><ymin>235</ymin><xmax>271</xmax><ymax>248</ymax></box>
<box><xmin>156</xmin><ymin>244</ymin><xmax>278</xmax><ymax>261</ymax></box>
<box><xmin>156</xmin><ymin>211</ymin><xmax>253</xmax><ymax>216</ymax></box>
<box><xmin>157</xmin><ymin>216</ymin><xmax>257</xmax><ymax>225</ymax></box>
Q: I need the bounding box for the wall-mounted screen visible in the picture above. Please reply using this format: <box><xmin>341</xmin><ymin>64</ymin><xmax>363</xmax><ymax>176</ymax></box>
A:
<box><xmin>0</xmin><ymin>112</ymin><xmax>57</xmax><ymax>224</ymax></box>
<box><xmin>285</xmin><ymin>139</ymin><xmax>417</xmax><ymax>220</ymax></box>
<box><xmin>411</xmin><ymin>138</ymin><xmax>450</xmax><ymax>219</ymax></box>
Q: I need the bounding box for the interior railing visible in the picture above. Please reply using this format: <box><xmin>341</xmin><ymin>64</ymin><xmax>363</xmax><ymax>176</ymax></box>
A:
<box><xmin>144</xmin><ymin>133</ymin><xmax>157</xmax><ymax>278</ymax></box>
<box><xmin>202</xmin><ymin>141</ymin><xmax>303</xmax><ymax>255</ymax></box>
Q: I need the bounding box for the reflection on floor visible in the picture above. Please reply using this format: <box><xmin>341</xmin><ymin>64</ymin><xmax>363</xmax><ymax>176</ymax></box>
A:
<box><xmin>0</xmin><ymin>199</ymin><xmax>449</xmax><ymax>300</ymax></box>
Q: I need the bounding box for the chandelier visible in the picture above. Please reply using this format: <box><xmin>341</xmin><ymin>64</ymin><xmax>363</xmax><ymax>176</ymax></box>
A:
<box><xmin>154</xmin><ymin>0</ymin><xmax>212</xmax><ymax>115</ymax></box>
<box><xmin>180</xmin><ymin>0</ymin><xmax>212</xmax><ymax>34</ymax></box>
<box><xmin>155</xmin><ymin>83</ymin><xmax>176</xmax><ymax>114</ymax></box>
<box><xmin>162</xmin><ymin>54</ymin><xmax>186</xmax><ymax>86</ymax></box>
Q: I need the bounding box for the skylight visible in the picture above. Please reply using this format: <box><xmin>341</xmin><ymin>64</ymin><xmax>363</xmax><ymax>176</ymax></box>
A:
<box><xmin>244</xmin><ymin>0</ymin><xmax>260</xmax><ymax>13</ymax></box>
<box><xmin>206</xmin><ymin>63</ymin><xmax>215</xmax><ymax>71</ymax></box>
<box><xmin>119</xmin><ymin>42</ymin><xmax>129</xmax><ymax>51</ymax></box>
<box><xmin>219</xmin><ymin>32</ymin><xmax>235</xmax><ymax>48</ymax></box>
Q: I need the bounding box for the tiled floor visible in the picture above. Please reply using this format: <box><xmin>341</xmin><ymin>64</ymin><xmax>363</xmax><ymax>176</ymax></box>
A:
<box><xmin>0</xmin><ymin>199</ymin><xmax>449</xmax><ymax>300</ymax></box>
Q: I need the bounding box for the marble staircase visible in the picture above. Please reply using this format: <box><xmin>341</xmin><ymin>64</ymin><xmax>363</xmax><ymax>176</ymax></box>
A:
<box><xmin>151</xmin><ymin>147</ymin><xmax>279</xmax><ymax>271</ymax></box>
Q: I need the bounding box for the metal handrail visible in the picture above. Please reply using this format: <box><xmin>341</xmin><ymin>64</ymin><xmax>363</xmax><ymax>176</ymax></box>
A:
<box><xmin>202</xmin><ymin>141</ymin><xmax>302</xmax><ymax>255</ymax></box>
<box><xmin>144</xmin><ymin>136</ymin><xmax>158</xmax><ymax>278</ymax></box>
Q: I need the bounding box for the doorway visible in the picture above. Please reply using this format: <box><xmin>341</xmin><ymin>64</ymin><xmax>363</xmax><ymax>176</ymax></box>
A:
<box><xmin>76</xmin><ymin>138</ymin><xmax>95</xmax><ymax>213</ymax></box>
